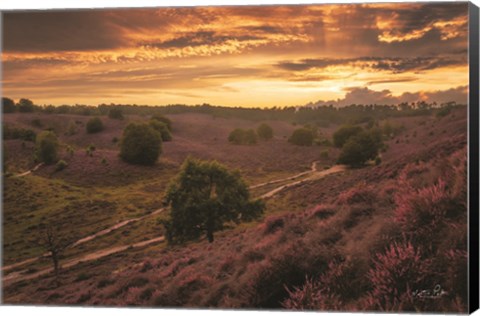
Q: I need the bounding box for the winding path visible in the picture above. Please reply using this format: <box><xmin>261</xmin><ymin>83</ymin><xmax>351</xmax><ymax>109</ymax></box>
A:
<box><xmin>2</xmin><ymin>162</ymin><xmax>346</xmax><ymax>286</ymax></box>
<box><xmin>12</xmin><ymin>163</ymin><xmax>44</xmax><ymax>178</ymax></box>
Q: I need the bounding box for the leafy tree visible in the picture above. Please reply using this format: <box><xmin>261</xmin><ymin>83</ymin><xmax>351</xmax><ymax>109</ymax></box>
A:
<box><xmin>2</xmin><ymin>97</ymin><xmax>16</xmax><ymax>113</ymax></box>
<box><xmin>333</xmin><ymin>125</ymin><xmax>363</xmax><ymax>148</ymax></box>
<box><xmin>108</xmin><ymin>108</ymin><xmax>124</xmax><ymax>120</ymax></box>
<box><xmin>17</xmin><ymin>98</ymin><xmax>35</xmax><ymax>113</ymax></box>
<box><xmin>149</xmin><ymin>120</ymin><xmax>172</xmax><ymax>141</ymax></box>
<box><xmin>257</xmin><ymin>123</ymin><xmax>274</xmax><ymax>140</ymax></box>
<box><xmin>120</xmin><ymin>123</ymin><xmax>162</xmax><ymax>165</ymax></box>
<box><xmin>288</xmin><ymin>128</ymin><xmax>314</xmax><ymax>146</ymax></box>
<box><xmin>337</xmin><ymin>130</ymin><xmax>382</xmax><ymax>167</ymax></box>
<box><xmin>151</xmin><ymin>114</ymin><xmax>172</xmax><ymax>131</ymax></box>
<box><xmin>162</xmin><ymin>158</ymin><xmax>265</xmax><ymax>243</ymax></box>
<box><xmin>228</xmin><ymin>128</ymin><xmax>257</xmax><ymax>145</ymax></box>
<box><xmin>86</xmin><ymin>117</ymin><xmax>104</xmax><ymax>133</ymax></box>
<box><xmin>35</xmin><ymin>131</ymin><xmax>59</xmax><ymax>164</ymax></box>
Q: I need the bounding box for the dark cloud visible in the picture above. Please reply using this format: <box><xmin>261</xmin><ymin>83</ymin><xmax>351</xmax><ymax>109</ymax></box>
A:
<box><xmin>143</xmin><ymin>31</ymin><xmax>262</xmax><ymax>49</ymax></box>
<box><xmin>309</xmin><ymin>85</ymin><xmax>467</xmax><ymax>107</ymax></box>
<box><xmin>2</xmin><ymin>11</ymin><xmax>129</xmax><ymax>52</ymax></box>
<box><xmin>277</xmin><ymin>55</ymin><xmax>466</xmax><ymax>74</ymax></box>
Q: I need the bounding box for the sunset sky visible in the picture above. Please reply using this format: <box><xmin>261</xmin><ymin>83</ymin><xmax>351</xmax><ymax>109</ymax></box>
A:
<box><xmin>1</xmin><ymin>2</ymin><xmax>469</xmax><ymax>107</ymax></box>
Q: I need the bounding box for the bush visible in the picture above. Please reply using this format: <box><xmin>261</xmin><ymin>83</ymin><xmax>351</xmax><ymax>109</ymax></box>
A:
<box><xmin>2</xmin><ymin>97</ymin><xmax>16</xmax><ymax>113</ymax></box>
<box><xmin>151</xmin><ymin>114</ymin><xmax>172</xmax><ymax>131</ymax></box>
<box><xmin>436</xmin><ymin>106</ymin><xmax>451</xmax><ymax>118</ymax></box>
<box><xmin>35</xmin><ymin>131</ymin><xmax>59</xmax><ymax>164</ymax></box>
<box><xmin>337</xmin><ymin>130</ymin><xmax>383</xmax><ymax>167</ymax></box>
<box><xmin>55</xmin><ymin>160</ymin><xmax>68</xmax><ymax>171</ymax></box>
<box><xmin>288</xmin><ymin>128</ymin><xmax>314</xmax><ymax>146</ymax></box>
<box><xmin>257</xmin><ymin>123</ymin><xmax>273</xmax><ymax>140</ymax></box>
<box><xmin>333</xmin><ymin>125</ymin><xmax>363</xmax><ymax>148</ymax></box>
<box><xmin>320</xmin><ymin>149</ymin><xmax>329</xmax><ymax>159</ymax></box>
<box><xmin>3</xmin><ymin>125</ymin><xmax>36</xmax><ymax>142</ymax></box>
<box><xmin>120</xmin><ymin>123</ymin><xmax>162</xmax><ymax>165</ymax></box>
<box><xmin>108</xmin><ymin>108</ymin><xmax>124</xmax><ymax>120</ymax></box>
<box><xmin>228</xmin><ymin>128</ymin><xmax>257</xmax><ymax>145</ymax></box>
<box><xmin>17</xmin><ymin>98</ymin><xmax>35</xmax><ymax>113</ymax></box>
<box><xmin>149</xmin><ymin>120</ymin><xmax>172</xmax><ymax>141</ymax></box>
<box><xmin>86</xmin><ymin>117</ymin><xmax>104</xmax><ymax>133</ymax></box>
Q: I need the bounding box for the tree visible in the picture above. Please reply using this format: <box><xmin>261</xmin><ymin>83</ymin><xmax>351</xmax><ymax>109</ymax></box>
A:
<box><xmin>120</xmin><ymin>123</ymin><xmax>162</xmax><ymax>165</ymax></box>
<box><xmin>333</xmin><ymin>125</ymin><xmax>363</xmax><ymax>148</ymax></box>
<box><xmin>228</xmin><ymin>128</ymin><xmax>257</xmax><ymax>145</ymax></box>
<box><xmin>17</xmin><ymin>98</ymin><xmax>35</xmax><ymax>113</ymax></box>
<box><xmin>108</xmin><ymin>108</ymin><xmax>124</xmax><ymax>120</ymax></box>
<box><xmin>86</xmin><ymin>117</ymin><xmax>104</xmax><ymax>133</ymax></box>
<box><xmin>288</xmin><ymin>128</ymin><xmax>314</xmax><ymax>146</ymax></box>
<box><xmin>257</xmin><ymin>123</ymin><xmax>274</xmax><ymax>140</ymax></box>
<box><xmin>35</xmin><ymin>131</ymin><xmax>59</xmax><ymax>164</ymax></box>
<box><xmin>2</xmin><ymin>97</ymin><xmax>16</xmax><ymax>113</ymax></box>
<box><xmin>151</xmin><ymin>114</ymin><xmax>172</xmax><ymax>131</ymax></box>
<box><xmin>149</xmin><ymin>120</ymin><xmax>172</xmax><ymax>141</ymax></box>
<box><xmin>33</xmin><ymin>223</ymin><xmax>73</xmax><ymax>284</ymax></box>
<box><xmin>337</xmin><ymin>130</ymin><xmax>382</xmax><ymax>167</ymax></box>
<box><xmin>162</xmin><ymin>158</ymin><xmax>265</xmax><ymax>243</ymax></box>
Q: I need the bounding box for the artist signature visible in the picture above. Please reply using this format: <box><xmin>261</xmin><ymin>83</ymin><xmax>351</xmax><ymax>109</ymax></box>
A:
<box><xmin>412</xmin><ymin>284</ymin><xmax>448</xmax><ymax>299</ymax></box>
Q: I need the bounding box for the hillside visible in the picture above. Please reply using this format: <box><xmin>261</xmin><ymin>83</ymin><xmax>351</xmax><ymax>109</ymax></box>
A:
<box><xmin>2</xmin><ymin>106</ymin><xmax>468</xmax><ymax>312</ymax></box>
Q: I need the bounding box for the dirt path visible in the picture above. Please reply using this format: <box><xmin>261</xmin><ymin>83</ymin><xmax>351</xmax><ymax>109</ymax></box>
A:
<box><xmin>12</xmin><ymin>163</ymin><xmax>44</xmax><ymax>178</ymax></box>
<box><xmin>260</xmin><ymin>164</ymin><xmax>347</xmax><ymax>199</ymax></box>
<box><xmin>249</xmin><ymin>161</ymin><xmax>318</xmax><ymax>189</ymax></box>
<box><xmin>3</xmin><ymin>163</ymin><xmax>345</xmax><ymax>286</ymax></box>
<box><xmin>2</xmin><ymin>237</ymin><xmax>165</xmax><ymax>287</ymax></box>
<box><xmin>2</xmin><ymin>208</ymin><xmax>165</xmax><ymax>273</ymax></box>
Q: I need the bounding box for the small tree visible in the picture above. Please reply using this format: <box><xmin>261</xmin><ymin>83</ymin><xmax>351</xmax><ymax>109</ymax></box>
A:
<box><xmin>17</xmin><ymin>98</ymin><xmax>35</xmax><ymax>113</ymax></box>
<box><xmin>2</xmin><ymin>97</ymin><xmax>16</xmax><ymax>113</ymax></box>
<box><xmin>337</xmin><ymin>130</ymin><xmax>382</xmax><ymax>167</ymax></box>
<box><xmin>162</xmin><ymin>158</ymin><xmax>265</xmax><ymax>243</ymax></box>
<box><xmin>333</xmin><ymin>125</ymin><xmax>363</xmax><ymax>148</ymax></box>
<box><xmin>120</xmin><ymin>123</ymin><xmax>162</xmax><ymax>165</ymax></box>
<box><xmin>86</xmin><ymin>117</ymin><xmax>104</xmax><ymax>133</ymax></box>
<box><xmin>228</xmin><ymin>128</ymin><xmax>257</xmax><ymax>145</ymax></box>
<box><xmin>33</xmin><ymin>223</ymin><xmax>73</xmax><ymax>284</ymax></box>
<box><xmin>108</xmin><ymin>108</ymin><xmax>124</xmax><ymax>120</ymax></box>
<box><xmin>35</xmin><ymin>131</ymin><xmax>59</xmax><ymax>164</ymax></box>
<box><xmin>289</xmin><ymin>128</ymin><xmax>314</xmax><ymax>146</ymax></box>
<box><xmin>149</xmin><ymin>120</ymin><xmax>172</xmax><ymax>142</ymax></box>
<box><xmin>151</xmin><ymin>114</ymin><xmax>172</xmax><ymax>131</ymax></box>
<box><xmin>257</xmin><ymin>123</ymin><xmax>274</xmax><ymax>140</ymax></box>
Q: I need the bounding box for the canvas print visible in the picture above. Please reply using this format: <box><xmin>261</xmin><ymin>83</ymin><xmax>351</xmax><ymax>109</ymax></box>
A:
<box><xmin>1</xmin><ymin>1</ymin><xmax>476</xmax><ymax>313</ymax></box>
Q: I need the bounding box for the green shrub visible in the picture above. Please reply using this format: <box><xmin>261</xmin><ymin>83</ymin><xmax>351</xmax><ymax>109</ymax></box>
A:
<box><xmin>333</xmin><ymin>125</ymin><xmax>363</xmax><ymax>148</ymax></box>
<box><xmin>337</xmin><ymin>130</ymin><xmax>383</xmax><ymax>168</ymax></box>
<box><xmin>55</xmin><ymin>160</ymin><xmax>68</xmax><ymax>171</ymax></box>
<box><xmin>288</xmin><ymin>128</ymin><xmax>314</xmax><ymax>146</ymax></box>
<box><xmin>257</xmin><ymin>123</ymin><xmax>274</xmax><ymax>140</ymax></box>
<box><xmin>17</xmin><ymin>98</ymin><xmax>35</xmax><ymax>113</ymax></box>
<box><xmin>151</xmin><ymin>114</ymin><xmax>172</xmax><ymax>131</ymax></box>
<box><xmin>375</xmin><ymin>156</ymin><xmax>382</xmax><ymax>165</ymax></box>
<box><xmin>108</xmin><ymin>108</ymin><xmax>124</xmax><ymax>120</ymax></box>
<box><xmin>2</xmin><ymin>97</ymin><xmax>16</xmax><ymax>113</ymax></box>
<box><xmin>120</xmin><ymin>123</ymin><xmax>162</xmax><ymax>165</ymax></box>
<box><xmin>35</xmin><ymin>131</ymin><xmax>59</xmax><ymax>164</ymax></box>
<box><xmin>3</xmin><ymin>125</ymin><xmax>36</xmax><ymax>142</ymax></box>
<box><xmin>149</xmin><ymin>120</ymin><xmax>172</xmax><ymax>141</ymax></box>
<box><xmin>86</xmin><ymin>117</ymin><xmax>104</xmax><ymax>134</ymax></box>
<box><xmin>436</xmin><ymin>106</ymin><xmax>452</xmax><ymax>118</ymax></box>
<box><xmin>228</xmin><ymin>128</ymin><xmax>257</xmax><ymax>145</ymax></box>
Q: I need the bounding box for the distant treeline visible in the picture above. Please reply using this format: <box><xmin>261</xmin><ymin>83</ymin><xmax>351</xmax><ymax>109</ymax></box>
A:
<box><xmin>2</xmin><ymin>97</ymin><xmax>463</xmax><ymax>126</ymax></box>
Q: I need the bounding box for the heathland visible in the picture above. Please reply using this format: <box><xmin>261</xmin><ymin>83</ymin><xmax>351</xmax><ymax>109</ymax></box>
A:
<box><xmin>2</xmin><ymin>100</ymin><xmax>467</xmax><ymax>312</ymax></box>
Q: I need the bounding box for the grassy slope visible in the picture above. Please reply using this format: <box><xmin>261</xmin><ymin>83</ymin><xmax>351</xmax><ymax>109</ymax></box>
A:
<box><xmin>2</xmin><ymin>108</ymin><xmax>468</xmax><ymax>312</ymax></box>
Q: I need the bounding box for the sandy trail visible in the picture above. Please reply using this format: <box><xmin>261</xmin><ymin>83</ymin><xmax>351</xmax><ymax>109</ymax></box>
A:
<box><xmin>249</xmin><ymin>161</ymin><xmax>318</xmax><ymax>189</ymax></box>
<box><xmin>2</xmin><ymin>237</ymin><xmax>165</xmax><ymax>286</ymax></box>
<box><xmin>2</xmin><ymin>208</ymin><xmax>165</xmax><ymax>273</ymax></box>
<box><xmin>12</xmin><ymin>163</ymin><xmax>44</xmax><ymax>178</ymax></box>
<box><xmin>3</xmin><ymin>163</ymin><xmax>346</xmax><ymax>286</ymax></box>
<box><xmin>260</xmin><ymin>164</ymin><xmax>347</xmax><ymax>199</ymax></box>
